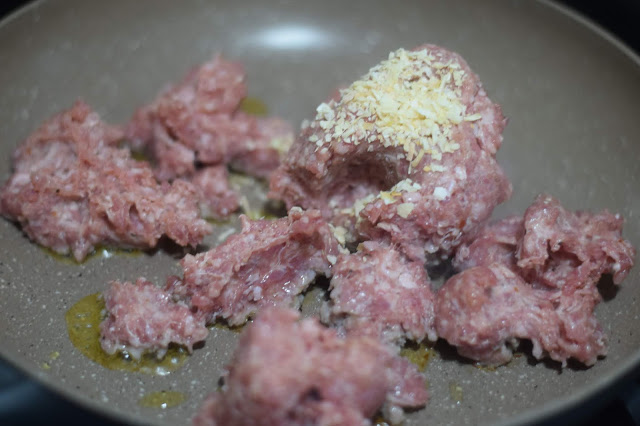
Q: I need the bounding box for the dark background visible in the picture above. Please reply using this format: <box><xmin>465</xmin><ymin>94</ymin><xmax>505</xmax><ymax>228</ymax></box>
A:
<box><xmin>0</xmin><ymin>1</ymin><xmax>639</xmax><ymax>425</ymax></box>
<box><xmin>556</xmin><ymin>0</ymin><xmax>640</xmax><ymax>53</ymax></box>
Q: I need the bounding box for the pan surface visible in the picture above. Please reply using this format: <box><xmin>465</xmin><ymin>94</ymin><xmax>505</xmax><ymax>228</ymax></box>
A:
<box><xmin>0</xmin><ymin>0</ymin><xmax>639</xmax><ymax>425</ymax></box>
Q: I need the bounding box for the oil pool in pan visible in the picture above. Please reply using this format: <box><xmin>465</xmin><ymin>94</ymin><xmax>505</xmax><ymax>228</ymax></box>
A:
<box><xmin>2</xmin><ymin>2</ymin><xmax>639</xmax><ymax>422</ymax></box>
<box><xmin>65</xmin><ymin>293</ymin><xmax>189</xmax><ymax>376</ymax></box>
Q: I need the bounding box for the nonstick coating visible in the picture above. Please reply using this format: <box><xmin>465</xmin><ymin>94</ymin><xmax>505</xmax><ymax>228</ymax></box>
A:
<box><xmin>0</xmin><ymin>1</ymin><xmax>639</xmax><ymax>425</ymax></box>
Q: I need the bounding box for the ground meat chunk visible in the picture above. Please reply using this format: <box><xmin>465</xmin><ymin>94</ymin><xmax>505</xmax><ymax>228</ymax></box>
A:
<box><xmin>517</xmin><ymin>194</ymin><xmax>635</xmax><ymax>288</ymax></box>
<box><xmin>454</xmin><ymin>194</ymin><xmax>635</xmax><ymax>289</ymax></box>
<box><xmin>126</xmin><ymin>56</ymin><xmax>247</xmax><ymax>161</ymax></box>
<box><xmin>191</xmin><ymin>166</ymin><xmax>239</xmax><ymax>219</ymax></box>
<box><xmin>142</xmin><ymin>121</ymin><xmax>197</xmax><ymax>182</ymax></box>
<box><xmin>385</xmin><ymin>355</ymin><xmax>430</xmax><ymax>421</ymax></box>
<box><xmin>173</xmin><ymin>208</ymin><xmax>341</xmax><ymax>325</ymax></box>
<box><xmin>126</xmin><ymin>55</ymin><xmax>293</xmax><ymax>180</ymax></box>
<box><xmin>100</xmin><ymin>278</ymin><xmax>208</xmax><ymax>359</ymax></box>
<box><xmin>445</xmin><ymin>195</ymin><xmax>635</xmax><ymax>366</ymax></box>
<box><xmin>435</xmin><ymin>264</ymin><xmax>607</xmax><ymax>366</ymax></box>
<box><xmin>270</xmin><ymin>45</ymin><xmax>511</xmax><ymax>263</ymax></box>
<box><xmin>125</xmin><ymin>55</ymin><xmax>292</xmax><ymax>219</ymax></box>
<box><xmin>453</xmin><ymin>215</ymin><xmax>523</xmax><ymax>272</ymax></box>
<box><xmin>0</xmin><ymin>101</ymin><xmax>211</xmax><ymax>261</ymax></box>
<box><xmin>229</xmin><ymin>116</ymin><xmax>294</xmax><ymax>179</ymax></box>
<box><xmin>323</xmin><ymin>241</ymin><xmax>436</xmax><ymax>347</ymax></box>
<box><xmin>193</xmin><ymin>308</ymin><xmax>427</xmax><ymax>426</ymax></box>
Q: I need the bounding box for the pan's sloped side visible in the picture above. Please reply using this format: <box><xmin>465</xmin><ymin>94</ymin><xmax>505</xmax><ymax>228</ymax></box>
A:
<box><xmin>0</xmin><ymin>0</ymin><xmax>639</xmax><ymax>425</ymax></box>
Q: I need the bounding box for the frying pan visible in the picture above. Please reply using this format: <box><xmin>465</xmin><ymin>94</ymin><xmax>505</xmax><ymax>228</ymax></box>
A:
<box><xmin>1</xmin><ymin>0</ymin><xmax>639</xmax><ymax>425</ymax></box>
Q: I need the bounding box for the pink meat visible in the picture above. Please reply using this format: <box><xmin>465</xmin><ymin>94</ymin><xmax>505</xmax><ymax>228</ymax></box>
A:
<box><xmin>100</xmin><ymin>278</ymin><xmax>208</xmax><ymax>359</ymax></box>
<box><xmin>126</xmin><ymin>56</ymin><xmax>247</xmax><ymax>160</ymax></box>
<box><xmin>435</xmin><ymin>264</ymin><xmax>607</xmax><ymax>366</ymax></box>
<box><xmin>453</xmin><ymin>215</ymin><xmax>523</xmax><ymax>272</ymax></box>
<box><xmin>385</xmin><ymin>355</ymin><xmax>430</xmax><ymax>416</ymax></box>
<box><xmin>173</xmin><ymin>208</ymin><xmax>341</xmax><ymax>325</ymax></box>
<box><xmin>323</xmin><ymin>241</ymin><xmax>436</xmax><ymax>347</ymax></box>
<box><xmin>143</xmin><ymin>121</ymin><xmax>197</xmax><ymax>182</ymax></box>
<box><xmin>445</xmin><ymin>195</ymin><xmax>634</xmax><ymax>366</ymax></box>
<box><xmin>191</xmin><ymin>166</ymin><xmax>239</xmax><ymax>219</ymax></box>
<box><xmin>0</xmin><ymin>101</ymin><xmax>211</xmax><ymax>261</ymax></box>
<box><xmin>193</xmin><ymin>307</ymin><xmax>427</xmax><ymax>426</ymax></box>
<box><xmin>517</xmin><ymin>194</ymin><xmax>635</xmax><ymax>287</ymax></box>
<box><xmin>229</xmin><ymin>116</ymin><xmax>294</xmax><ymax>179</ymax></box>
<box><xmin>126</xmin><ymin>55</ymin><xmax>293</xmax><ymax>181</ymax></box>
<box><xmin>270</xmin><ymin>44</ymin><xmax>511</xmax><ymax>263</ymax></box>
<box><xmin>454</xmin><ymin>194</ymin><xmax>635</xmax><ymax>289</ymax></box>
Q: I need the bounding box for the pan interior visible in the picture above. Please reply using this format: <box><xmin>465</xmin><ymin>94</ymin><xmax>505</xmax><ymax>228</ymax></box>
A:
<box><xmin>0</xmin><ymin>1</ymin><xmax>639</xmax><ymax>425</ymax></box>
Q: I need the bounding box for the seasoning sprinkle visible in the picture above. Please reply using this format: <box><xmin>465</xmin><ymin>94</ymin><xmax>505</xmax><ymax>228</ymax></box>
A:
<box><xmin>309</xmin><ymin>48</ymin><xmax>478</xmax><ymax>172</ymax></box>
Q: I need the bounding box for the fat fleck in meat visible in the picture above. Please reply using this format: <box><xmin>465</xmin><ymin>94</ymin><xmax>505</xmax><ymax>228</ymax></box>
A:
<box><xmin>126</xmin><ymin>55</ymin><xmax>293</xmax><ymax>218</ymax></box>
<box><xmin>270</xmin><ymin>45</ymin><xmax>511</xmax><ymax>264</ymax></box>
<box><xmin>100</xmin><ymin>278</ymin><xmax>208</xmax><ymax>359</ymax></box>
<box><xmin>173</xmin><ymin>208</ymin><xmax>341</xmax><ymax>326</ymax></box>
<box><xmin>435</xmin><ymin>264</ymin><xmax>607</xmax><ymax>366</ymax></box>
<box><xmin>442</xmin><ymin>194</ymin><xmax>635</xmax><ymax>366</ymax></box>
<box><xmin>193</xmin><ymin>307</ymin><xmax>427</xmax><ymax>426</ymax></box>
<box><xmin>0</xmin><ymin>101</ymin><xmax>211</xmax><ymax>261</ymax></box>
<box><xmin>323</xmin><ymin>241</ymin><xmax>437</xmax><ymax>348</ymax></box>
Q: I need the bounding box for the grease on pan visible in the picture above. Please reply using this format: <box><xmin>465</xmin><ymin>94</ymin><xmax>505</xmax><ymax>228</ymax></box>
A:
<box><xmin>0</xmin><ymin>1</ymin><xmax>639</xmax><ymax>426</ymax></box>
<box><xmin>139</xmin><ymin>390</ymin><xmax>188</xmax><ymax>409</ymax></box>
<box><xmin>65</xmin><ymin>293</ymin><xmax>189</xmax><ymax>375</ymax></box>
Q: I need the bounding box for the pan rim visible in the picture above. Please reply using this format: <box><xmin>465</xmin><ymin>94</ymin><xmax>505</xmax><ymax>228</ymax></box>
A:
<box><xmin>0</xmin><ymin>0</ymin><xmax>639</xmax><ymax>425</ymax></box>
<box><xmin>0</xmin><ymin>3</ymin><xmax>153</xmax><ymax>425</ymax></box>
<box><xmin>493</xmin><ymin>4</ymin><xmax>640</xmax><ymax>425</ymax></box>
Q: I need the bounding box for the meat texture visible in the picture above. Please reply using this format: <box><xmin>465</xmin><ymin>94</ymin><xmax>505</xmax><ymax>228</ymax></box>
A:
<box><xmin>100</xmin><ymin>278</ymin><xmax>208</xmax><ymax>359</ymax></box>
<box><xmin>454</xmin><ymin>194</ymin><xmax>635</xmax><ymax>290</ymax></box>
<box><xmin>172</xmin><ymin>208</ymin><xmax>341</xmax><ymax>325</ymax></box>
<box><xmin>0</xmin><ymin>101</ymin><xmax>211</xmax><ymax>261</ymax></box>
<box><xmin>453</xmin><ymin>215</ymin><xmax>522</xmax><ymax>272</ymax></box>
<box><xmin>126</xmin><ymin>55</ymin><xmax>293</xmax><ymax>218</ymax></box>
<box><xmin>323</xmin><ymin>241</ymin><xmax>436</xmax><ymax>348</ymax></box>
<box><xmin>191</xmin><ymin>166</ymin><xmax>239</xmax><ymax>220</ymax></box>
<box><xmin>517</xmin><ymin>194</ymin><xmax>635</xmax><ymax>288</ymax></box>
<box><xmin>441</xmin><ymin>194</ymin><xmax>635</xmax><ymax>366</ymax></box>
<box><xmin>229</xmin><ymin>116</ymin><xmax>294</xmax><ymax>179</ymax></box>
<box><xmin>99</xmin><ymin>208</ymin><xmax>342</xmax><ymax>357</ymax></box>
<box><xmin>435</xmin><ymin>264</ymin><xmax>607</xmax><ymax>366</ymax></box>
<box><xmin>270</xmin><ymin>45</ymin><xmax>511</xmax><ymax>263</ymax></box>
<box><xmin>193</xmin><ymin>308</ymin><xmax>428</xmax><ymax>426</ymax></box>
